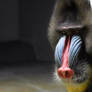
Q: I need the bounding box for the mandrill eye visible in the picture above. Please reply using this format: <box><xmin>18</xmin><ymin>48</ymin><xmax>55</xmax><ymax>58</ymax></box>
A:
<box><xmin>55</xmin><ymin>36</ymin><xmax>66</xmax><ymax>66</ymax></box>
<box><xmin>56</xmin><ymin>29</ymin><xmax>67</xmax><ymax>35</ymax></box>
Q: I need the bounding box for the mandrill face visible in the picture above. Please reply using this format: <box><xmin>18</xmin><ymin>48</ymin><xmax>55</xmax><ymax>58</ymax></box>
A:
<box><xmin>48</xmin><ymin>0</ymin><xmax>92</xmax><ymax>92</ymax></box>
<box><xmin>55</xmin><ymin>35</ymin><xmax>90</xmax><ymax>83</ymax></box>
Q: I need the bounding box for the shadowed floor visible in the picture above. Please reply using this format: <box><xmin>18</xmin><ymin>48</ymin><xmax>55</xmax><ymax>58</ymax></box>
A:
<box><xmin>0</xmin><ymin>41</ymin><xmax>66</xmax><ymax>92</ymax></box>
<box><xmin>0</xmin><ymin>63</ymin><xmax>66</xmax><ymax>92</ymax></box>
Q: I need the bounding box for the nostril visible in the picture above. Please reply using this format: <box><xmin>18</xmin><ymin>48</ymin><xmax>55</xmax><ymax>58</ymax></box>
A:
<box><xmin>58</xmin><ymin>67</ymin><xmax>74</xmax><ymax>79</ymax></box>
<box><xmin>64</xmin><ymin>70</ymin><xmax>73</xmax><ymax>78</ymax></box>
<box><xmin>65</xmin><ymin>71</ymin><xmax>69</xmax><ymax>77</ymax></box>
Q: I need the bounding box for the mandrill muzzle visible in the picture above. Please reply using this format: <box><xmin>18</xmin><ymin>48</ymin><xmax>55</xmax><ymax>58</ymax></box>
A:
<box><xmin>55</xmin><ymin>35</ymin><xmax>82</xmax><ymax>79</ymax></box>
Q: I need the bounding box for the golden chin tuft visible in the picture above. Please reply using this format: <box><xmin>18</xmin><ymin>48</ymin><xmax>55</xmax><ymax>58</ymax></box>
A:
<box><xmin>66</xmin><ymin>80</ymin><xmax>89</xmax><ymax>92</ymax></box>
<box><xmin>65</xmin><ymin>68</ymin><xmax>92</xmax><ymax>92</ymax></box>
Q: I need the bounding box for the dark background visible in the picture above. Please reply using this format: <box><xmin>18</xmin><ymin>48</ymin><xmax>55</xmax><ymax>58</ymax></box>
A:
<box><xmin>0</xmin><ymin>0</ymin><xmax>55</xmax><ymax>64</ymax></box>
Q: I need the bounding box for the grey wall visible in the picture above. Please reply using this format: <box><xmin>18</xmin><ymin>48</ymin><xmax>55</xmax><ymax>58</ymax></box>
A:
<box><xmin>0</xmin><ymin>0</ymin><xmax>55</xmax><ymax>62</ymax></box>
<box><xmin>0</xmin><ymin>0</ymin><xmax>19</xmax><ymax>41</ymax></box>
<box><xmin>19</xmin><ymin>0</ymin><xmax>55</xmax><ymax>61</ymax></box>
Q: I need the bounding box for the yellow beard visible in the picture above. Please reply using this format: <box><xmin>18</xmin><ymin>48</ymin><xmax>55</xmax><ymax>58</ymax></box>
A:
<box><xmin>65</xmin><ymin>69</ymin><xmax>92</xmax><ymax>92</ymax></box>
<box><xmin>65</xmin><ymin>80</ymin><xmax>89</xmax><ymax>92</ymax></box>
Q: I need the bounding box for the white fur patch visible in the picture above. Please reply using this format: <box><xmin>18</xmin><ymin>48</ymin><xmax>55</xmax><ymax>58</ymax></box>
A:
<box><xmin>89</xmin><ymin>0</ymin><xmax>92</xmax><ymax>8</ymax></box>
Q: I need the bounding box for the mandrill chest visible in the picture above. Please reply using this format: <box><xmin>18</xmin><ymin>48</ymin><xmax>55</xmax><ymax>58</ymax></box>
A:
<box><xmin>54</xmin><ymin>35</ymin><xmax>91</xmax><ymax>92</ymax></box>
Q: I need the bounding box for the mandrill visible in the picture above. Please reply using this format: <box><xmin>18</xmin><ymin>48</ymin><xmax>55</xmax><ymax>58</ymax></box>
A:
<box><xmin>48</xmin><ymin>0</ymin><xmax>92</xmax><ymax>92</ymax></box>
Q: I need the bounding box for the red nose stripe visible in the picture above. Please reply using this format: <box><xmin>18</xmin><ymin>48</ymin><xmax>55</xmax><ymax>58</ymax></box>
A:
<box><xmin>62</xmin><ymin>37</ymin><xmax>71</xmax><ymax>68</ymax></box>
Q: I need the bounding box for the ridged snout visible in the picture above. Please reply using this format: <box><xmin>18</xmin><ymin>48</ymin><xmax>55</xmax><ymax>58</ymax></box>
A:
<box><xmin>55</xmin><ymin>35</ymin><xmax>82</xmax><ymax>79</ymax></box>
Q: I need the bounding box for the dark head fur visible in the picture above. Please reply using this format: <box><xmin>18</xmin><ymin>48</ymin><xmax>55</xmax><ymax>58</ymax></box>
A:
<box><xmin>48</xmin><ymin>0</ymin><xmax>92</xmax><ymax>91</ymax></box>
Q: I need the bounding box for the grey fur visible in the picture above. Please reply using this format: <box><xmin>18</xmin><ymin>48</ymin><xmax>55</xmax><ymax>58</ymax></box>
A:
<box><xmin>48</xmin><ymin>0</ymin><xmax>92</xmax><ymax>84</ymax></box>
<box><xmin>48</xmin><ymin>0</ymin><xmax>92</xmax><ymax>50</ymax></box>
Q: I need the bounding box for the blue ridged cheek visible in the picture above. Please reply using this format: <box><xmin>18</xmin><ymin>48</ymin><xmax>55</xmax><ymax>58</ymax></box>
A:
<box><xmin>69</xmin><ymin>36</ymin><xmax>82</xmax><ymax>65</ymax></box>
<box><xmin>55</xmin><ymin>35</ymin><xmax>82</xmax><ymax>66</ymax></box>
<box><xmin>55</xmin><ymin>36</ymin><xmax>66</xmax><ymax>65</ymax></box>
